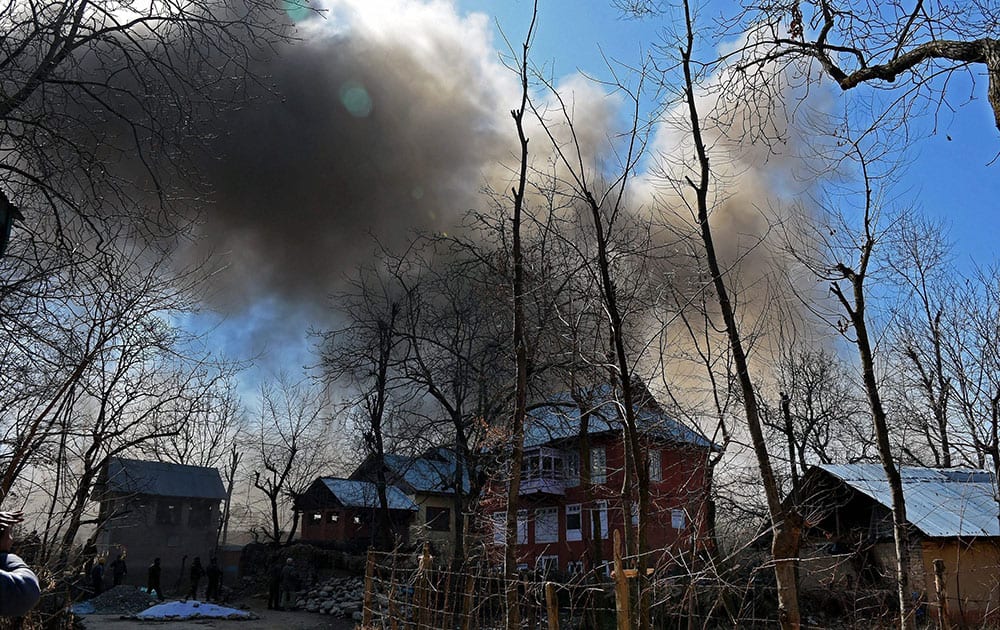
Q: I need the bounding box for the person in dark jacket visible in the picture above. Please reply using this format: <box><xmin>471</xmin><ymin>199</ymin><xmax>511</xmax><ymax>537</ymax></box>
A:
<box><xmin>146</xmin><ymin>558</ymin><xmax>163</xmax><ymax>600</ymax></box>
<box><xmin>111</xmin><ymin>554</ymin><xmax>127</xmax><ymax>586</ymax></box>
<box><xmin>279</xmin><ymin>558</ymin><xmax>297</xmax><ymax>610</ymax></box>
<box><xmin>266</xmin><ymin>559</ymin><xmax>282</xmax><ymax>610</ymax></box>
<box><xmin>205</xmin><ymin>557</ymin><xmax>223</xmax><ymax>602</ymax></box>
<box><xmin>188</xmin><ymin>556</ymin><xmax>205</xmax><ymax>600</ymax></box>
<box><xmin>90</xmin><ymin>559</ymin><xmax>105</xmax><ymax>597</ymax></box>
<box><xmin>0</xmin><ymin>511</ymin><xmax>40</xmax><ymax>617</ymax></box>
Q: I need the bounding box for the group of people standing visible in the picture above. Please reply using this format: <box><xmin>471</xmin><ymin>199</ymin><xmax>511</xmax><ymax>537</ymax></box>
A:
<box><xmin>266</xmin><ymin>557</ymin><xmax>299</xmax><ymax>610</ymax></box>
<box><xmin>93</xmin><ymin>553</ymin><xmax>223</xmax><ymax>602</ymax></box>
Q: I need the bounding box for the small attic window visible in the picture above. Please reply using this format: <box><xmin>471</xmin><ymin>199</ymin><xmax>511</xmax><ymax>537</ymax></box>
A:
<box><xmin>328</xmin><ymin>512</ymin><xmax>339</xmax><ymax>523</ymax></box>
<box><xmin>311</xmin><ymin>512</ymin><xmax>322</xmax><ymax>522</ymax></box>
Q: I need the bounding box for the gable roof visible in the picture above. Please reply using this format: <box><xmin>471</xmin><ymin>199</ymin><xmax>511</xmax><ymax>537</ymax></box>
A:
<box><xmin>525</xmin><ymin>384</ymin><xmax>713</xmax><ymax>450</ymax></box>
<box><xmin>104</xmin><ymin>458</ymin><xmax>227</xmax><ymax>500</ymax></box>
<box><xmin>318</xmin><ymin>478</ymin><xmax>417</xmax><ymax>511</ymax></box>
<box><xmin>382</xmin><ymin>448</ymin><xmax>471</xmax><ymax>495</ymax></box>
<box><xmin>812</xmin><ymin>464</ymin><xmax>999</xmax><ymax>538</ymax></box>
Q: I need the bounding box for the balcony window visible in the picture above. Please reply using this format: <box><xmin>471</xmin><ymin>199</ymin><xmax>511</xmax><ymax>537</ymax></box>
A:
<box><xmin>592</xmin><ymin>501</ymin><xmax>609</xmax><ymax>538</ymax></box>
<box><xmin>564</xmin><ymin>451</ymin><xmax>580</xmax><ymax>487</ymax></box>
<box><xmin>535</xmin><ymin>507</ymin><xmax>558</xmax><ymax>543</ymax></box>
<box><xmin>591</xmin><ymin>447</ymin><xmax>607</xmax><ymax>484</ymax></box>
<box><xmin>492</xmin><ymin>512</ymin><xmax>505</xmax><ymax>545</ymax></box>
<box><xmin>566</xmin><ymin>504</ymin><xmax>582</xmax><ymax>542</ymax></box>
<box><xmin>671</xmin><ymin>508</ymin><xmax>686</xmax><ymax>529</ymax></box>
<box><xmin>648</xmin><ymin>449</ymin><xmax>662</xmax><ymax>482</ymax></box>
<box><xmin>536</xmin><ymin>555</ymin><xmax>559</xmax><ymax>575</ymax></box>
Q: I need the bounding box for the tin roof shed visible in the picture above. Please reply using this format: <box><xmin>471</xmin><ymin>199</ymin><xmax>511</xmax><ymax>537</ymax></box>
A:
<box><xmin>812</xmin><ymin>464</ymin><xmax>999</xmax><ymax>538</ymax></box>
<box><xmin>318</xmin><ymin>478</ymin><xmax>418</xmax><ymax>511</ymax></box>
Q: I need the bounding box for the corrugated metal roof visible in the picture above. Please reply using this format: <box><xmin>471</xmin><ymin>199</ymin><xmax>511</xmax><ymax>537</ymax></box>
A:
<box><xmin>816</xmin><ymin>464</ymin><xmax>1000</xmax><ymax>538</ymax></box>
<box><xmin>105</xmin><ymin>458</ymin><xmax>227</xmax><ymax>500</ymax></box>
<box><xmin>320</xmin><ymin>478</ymin><xmax>417</xmax><ymax>511</ymax></box>
<box><xmin>383</xmin><ymin>449</ymin><xmax>471</xmax><ymax>495</ymax></box>
<box><xmin>525</xmin><ymin>386</ymin><xmax>713</xmax><ymax>450</ymax></box>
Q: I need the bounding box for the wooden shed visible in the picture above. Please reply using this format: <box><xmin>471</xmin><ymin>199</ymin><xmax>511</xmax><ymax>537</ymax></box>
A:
<box><xmin>797</xmin><ymin>464</ymin><xmax>1000</xmax><ymax>625</ymax></box>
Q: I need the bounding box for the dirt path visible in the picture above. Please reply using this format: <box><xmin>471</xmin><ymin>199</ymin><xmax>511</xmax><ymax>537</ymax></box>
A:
<box><xmin>78</xmin><ymin>600</ymin><xmax>356</xmax><ymax>630</ymax></box>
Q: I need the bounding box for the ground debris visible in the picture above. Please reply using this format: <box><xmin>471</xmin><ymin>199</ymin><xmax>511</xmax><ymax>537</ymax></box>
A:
<box><xmin>72</xmin><ymin>584</ymin><xmax>160</xmax><ymax>615</ymax></box>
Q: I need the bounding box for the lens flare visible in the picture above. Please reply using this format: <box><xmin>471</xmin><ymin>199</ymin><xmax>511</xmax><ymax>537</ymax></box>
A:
<box><xmin>339</xmin><ymin>81</ymin><xmax>373</xmax><ymax>117</ymax></box>
<box><xmin>283</xmin><ymin>0</ymin><xmax>311</xmax><ymax>23</ymax></box>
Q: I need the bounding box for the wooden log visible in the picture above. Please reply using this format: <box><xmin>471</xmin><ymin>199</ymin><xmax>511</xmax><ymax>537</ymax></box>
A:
<box><xmin>461</xmin><ymin>571</ymin><xmax>476</xmax><ymax>630</ymax></box>
<box><xmin>416</xmin><ymin>543</ymin><xmax>432</xmax><ymax>630</ymax></box>
<box><xmin>363</xmin><ymin>550</ymin><xmax>375</xmax><ymax>629</ymax></box>
<box><xmin>934</xmin><ymin>558</ymin><xmax>951</xmax><ymax>630</ymax></box>
<box><xmin>545</xmin><ymin>581</ymin><xmax>559</xmax><ymax>630</ymax></box>
<box><xmin>613</xmin><ymin>530</ymin><xmax>632</xmax><ymax>630</ymax></box>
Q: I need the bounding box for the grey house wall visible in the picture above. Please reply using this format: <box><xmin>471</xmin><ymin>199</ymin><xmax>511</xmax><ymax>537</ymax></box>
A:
<box><xmin>97</xmin><ymin>493</ymin><xmax>221</xmax><ymax>593</ymax></box>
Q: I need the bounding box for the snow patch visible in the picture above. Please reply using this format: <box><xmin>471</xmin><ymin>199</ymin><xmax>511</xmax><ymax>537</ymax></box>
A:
<box><xmin>135</xmin><ymin>600</ymin><xmax>253</xmax><ymax>619</ymax></box>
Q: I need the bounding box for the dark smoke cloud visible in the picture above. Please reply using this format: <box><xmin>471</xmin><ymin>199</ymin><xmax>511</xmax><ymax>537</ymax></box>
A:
<box><xmin>185</xmin><ymin>3</ymin><xmax>514</xmax><ymax>315</ymax></box>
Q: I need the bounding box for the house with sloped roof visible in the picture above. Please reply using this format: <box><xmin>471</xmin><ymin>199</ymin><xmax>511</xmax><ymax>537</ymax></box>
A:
<box><xmin>796</xmin><ymin>464</ymin><xmax>1000</xmax><ymax>625</ymax></box>
<box><xmin>294</xmin><ymin>477</ymin><xmax>418</xmax><ymax>549</ymax></box>
<box><xmin>95</xmin><ymin>458</ymin><xmax>228</xmax><ymax>586</ymax></box>
<box><xmin>350</xmin><ymin>447</ymin><xmax>471</xmax><ymax>556</ymax></box>
<box><xmin>482</xmin><ymin>383</ymin><xmax>715</xmax><ymax>576</ymax></box>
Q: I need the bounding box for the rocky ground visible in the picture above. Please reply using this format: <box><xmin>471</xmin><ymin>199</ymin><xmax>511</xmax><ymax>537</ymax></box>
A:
<box><xmin>295</xmin><ymin>575</ymin><xmax>366</xmax><ymax>620</ymax></box>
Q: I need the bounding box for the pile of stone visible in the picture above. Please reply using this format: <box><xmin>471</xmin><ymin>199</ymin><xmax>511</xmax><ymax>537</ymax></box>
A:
<box><xmin>296</xmin><ymin>575</ymin><xmax>366</xmax><ymax>619</ymax></box>
<box><xmin>84</xmin><ymin>585</ymin><xmax>160</xmax><ymax>614</ymax></box>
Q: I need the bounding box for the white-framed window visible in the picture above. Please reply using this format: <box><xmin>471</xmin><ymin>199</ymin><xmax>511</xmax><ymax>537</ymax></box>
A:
<box><xmin>535</xmin><ymin>507</ymin><xmax>558</xmax><ymax>543</ymax></box>
<box><xmin>671</xmin><ymin>508</ymin><xmax>686</xmax><ymax>530</ymax></box>
<box><xmin>591</xmin><ymin>446</ymin><xmax>607</xmax><ymax>484</ymax></box>
<box><xmin>517</xmin><ymin>509</ymin><xmax>529</xmax><ymax>544</ymax></box>
<box><xmin>631</xmin><ymin>502</ymin><xmax>639</xmax><ymax>526</ymax></box>
<box><xmin>566</xmin><ymin>504</ymin><xmax>582</xmax><ymax>542</ymax></box>
<box><xmin>536</xmin><ymin>555</ymin><xmax>559</xmax><ymax>575</ymax></box>
<box><xmin>567</xmin><ymin>560</ymin><xmax>585</xmax><ymax>576</ymax></box>
<box><xmin>564</xmin><ymin>450</ymin><xmax>581</xmax><ymax>487</ymax></box>
<box><xmin>593</xmin><ymin>500</ymin><xmax>609</xmax><ymax>538</ymax></box>
<box><xmin>492</xmin><ymin>511</ymin><xmax>505</xmax><ymax>545</ymax></box>
<box><xmin>648</xmin><ymin>449</ymin><xmax>662</xmax><ymax>482</ymax></box>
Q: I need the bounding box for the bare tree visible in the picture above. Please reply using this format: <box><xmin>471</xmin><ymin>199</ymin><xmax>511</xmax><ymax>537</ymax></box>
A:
<box><xmin>248</xmin><ymin>375</ymin><xmax>335</xmax><ymax>546</ymax></box>
<box><xmin>787</xmin><ymin>145</ymin><xmax>917</xmax><ymax>629</ymax></box>
<box><xmin>322</xmin><ymin>259</ymin><xmax>410</xmax><ymax>551</ymax></box>
<box><xmin>726</xmin><ymin>0</ymin><xmax>1000</xmax><ymax>132</ymax></box>
<box><xmin>663</xmin><ymin>2</ymin><xmax>805</xmax><ymax>626</ymax></box>
<box><xmin>0</xmin><ymin>0</ymin><xmax>284</xmax><ymax>248</ymax></box>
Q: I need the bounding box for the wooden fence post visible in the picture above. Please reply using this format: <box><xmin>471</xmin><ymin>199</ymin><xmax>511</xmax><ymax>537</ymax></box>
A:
<box><xmin>545</xmin><ymin>581</ymin><xmax>559</xmax><ymax>630</ymax></box>
<box><xmin>613</xmin><ymin>530</ymin><xmax>632</xmax><ymax>630</ymax></box>
<box><xmin>933</xmin><ymin>558</ymin><xmax>951</xmax><ymax>630</ymax></box>
<box><xmin>415</xmin><ymin>543</ymin><xmax>432</xmax><ymax>630</ymax></box>
<box><xmin>461</xmin><ymin>571</ymin><xmax>476</xmax><ymax>630</ymax></box>
<box><xmin>363</xmin><ymin>550</ymin><xmax>376</xmax><ymax>629</ymax></box>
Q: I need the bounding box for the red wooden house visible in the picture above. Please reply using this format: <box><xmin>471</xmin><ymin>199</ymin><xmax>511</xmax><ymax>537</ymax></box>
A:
<box><xmin>294</xmin><ymin>477</ymin><xmax>417</xmax><ymax>549</ymax></box>
<box><xmin>483</xmin><ymin>384</ymin><xmax>714</xmax><ymax>575</ymax></box>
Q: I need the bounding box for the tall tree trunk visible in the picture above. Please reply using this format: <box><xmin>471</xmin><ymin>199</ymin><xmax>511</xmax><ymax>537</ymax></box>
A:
<box><xmin>678</xmin><ymin>2</ymin><xmax>801</xmax><ymax>627</ymax></box>
<box><xmin>504</xmin><ymin>7</ymin><xmax>536</xmax><ymax>629</ymax></box>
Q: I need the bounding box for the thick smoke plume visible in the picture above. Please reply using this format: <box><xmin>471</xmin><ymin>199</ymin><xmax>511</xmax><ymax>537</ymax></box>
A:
<box><xmin>166</xmin><ymin>0</ymin><xmax>823</xmax><ymax>370</ymax></box>
<box><xmin>185</xmin><ymin>0</ymin><xmax>518</xmax><ymax>315</ymax></box>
